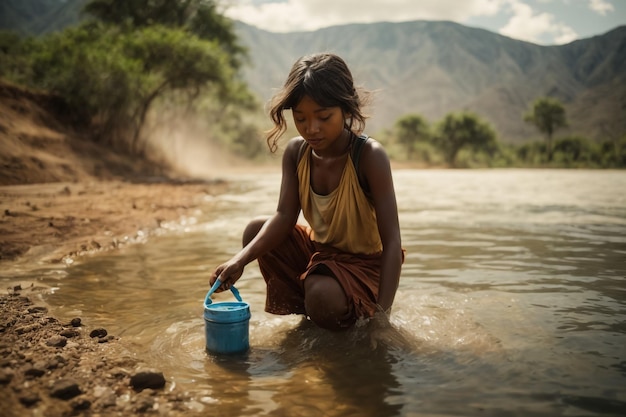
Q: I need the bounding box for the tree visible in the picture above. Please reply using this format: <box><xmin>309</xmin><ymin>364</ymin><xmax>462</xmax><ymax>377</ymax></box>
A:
<box><xmin>394</xmin><ymin>114</ymin><xmax>430</xmax><ymax>159</ymax></box>
<box><xmin>524</xmin><ymin>97</ymin><xmax>568</xmax><ymax>162</ymax></box>
<box><xmin>22</xmin><ymin>22</ymin><xmax>247</xmax><ymax>154</ymax></box>
<box><xmin>82</xmin><ymin>0</ymin><xmax>246</xmax><ymax>69</ymax></box>
<box><xmin>8</xmin><ymin>0</ymin><xmax>255</xmax><ymax>155</ymax></box>
<box><xmin>434</xmin><ymin>112</ymin><xmax>497</xmax><ymax>167</ymax></box>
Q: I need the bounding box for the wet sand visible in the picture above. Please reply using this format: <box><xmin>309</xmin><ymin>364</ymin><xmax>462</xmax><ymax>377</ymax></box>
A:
<box><xmin>0</xmin><ymin>79</ymin><xmax>246</xmax><ymax>416</ymax></box>
<box><xmin>0</xmin><ymin>179</ymin><xmax>229</xmax><ymax>416</ymax></box>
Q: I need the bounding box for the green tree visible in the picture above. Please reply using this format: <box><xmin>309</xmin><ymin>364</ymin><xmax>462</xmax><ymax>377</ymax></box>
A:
<box><xmin>82</xmin><ymin>0</ymin><xmax>246</xmax><ymax>68</ymax></box>
<box><xmin>524</xmin><ymin>97</ymin><xmax>568</xmax><ymax>162</ymax></box>
<box><xmin>434</xmin><ymin>112</ymin><xmax>498</xmax><ymax>167</ymax></box>
<box><xmin>6</xmin><ymin>0</ymin><xmax>255</xmax><ymax>156</ymax></box>
<box><xmin>0</xmin><ymin>30</ymin><xmax>36</xmax><ymax>82</ymax></box>
<box><xmin>23</xmin><ymin>22</ymin><xmax>244</xmax><ymax>154</ymax></box>
<box><xmin>394</xmin><ymin>114</ymin><xmax>430</xmax><ymax>159</ymax></box>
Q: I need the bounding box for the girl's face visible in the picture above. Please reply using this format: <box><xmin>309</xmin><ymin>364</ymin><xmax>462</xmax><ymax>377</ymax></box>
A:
<box><xmin>292</xmin><ymin>95</ymin><xmax>347</xmax><ymax>154</ymax></box>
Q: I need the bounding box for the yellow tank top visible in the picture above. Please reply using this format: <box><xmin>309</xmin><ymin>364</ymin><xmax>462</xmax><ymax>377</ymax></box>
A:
<box><xmin>297</xmin><ymin>143</ymin><xmax>383</xmax><ymax>254</ymax></box>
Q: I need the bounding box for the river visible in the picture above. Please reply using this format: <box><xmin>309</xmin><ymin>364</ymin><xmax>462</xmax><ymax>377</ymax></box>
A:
<box><xmin>4</xmin><ymin>169</ymin><xmax>626</xmax><ymax>416</ymax></box>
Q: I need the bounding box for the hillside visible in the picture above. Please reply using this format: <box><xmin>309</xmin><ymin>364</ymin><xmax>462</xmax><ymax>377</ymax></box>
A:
<box><xmin>0</xmin><ymin>81</ymin><xmax>170</xmax><ymax>185</ymax></box>
<box><xmin>0</xmin><ymin>0</ymin><xmax>86</xmax><ymax>35</ymax></box>
<box><xmin>235</xmin><ymin>21</ymin><xmax>626</xmax><ymax>143</ymax></box>
<box><xmin>1</xmin><ymin>1</ymin><xmax>624</xmax><ymax>143</ymax></box>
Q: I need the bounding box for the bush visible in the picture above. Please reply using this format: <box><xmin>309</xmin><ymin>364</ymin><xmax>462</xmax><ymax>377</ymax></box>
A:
<box><xmin>554</xmin><ymin>136</ymin><xmax>600</xmax><ymax>166</ymax></box>
<box><xmin>11</xmin><ymin>23</ymin><xmax>241</xmax><ymax>154</ymax></box>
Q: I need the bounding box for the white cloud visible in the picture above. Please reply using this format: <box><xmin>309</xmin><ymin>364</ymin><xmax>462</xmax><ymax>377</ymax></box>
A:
<box><xmin>222</xmin><ymin>0</ymin><xmax>598</xmax><ymax>44</ymax></box>
<box><xmin>588</xmin><ymin>0</ymin><xmax>614</xmax><ymax>15</ymax></box>
<box><xmin>223</xmin><ymin>0</ymin><xmax>509</xmax><ymax>33</ymax></box>
<box><xmin>498</xmin><ymin>0</ymin><xmax>578</xmax><ymax>44</ymax></box>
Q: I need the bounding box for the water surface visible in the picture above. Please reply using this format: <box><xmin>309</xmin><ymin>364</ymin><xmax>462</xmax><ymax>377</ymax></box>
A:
<box><xmin>3</xmin><ymin>169</ymin><xmax>626</xmax><ymax>416</ymax></box>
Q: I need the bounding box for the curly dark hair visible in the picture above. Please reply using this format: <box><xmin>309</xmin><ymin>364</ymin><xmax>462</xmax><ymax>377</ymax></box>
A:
<box><xmin>265</xmin><ymin>53</ymin><xmax>370</xmax><ymax>152</ymax></box>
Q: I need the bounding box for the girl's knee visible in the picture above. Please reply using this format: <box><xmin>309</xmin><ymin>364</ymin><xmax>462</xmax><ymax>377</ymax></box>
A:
<box><xmin>242</xmin><ymin>216</ymin><xmax>269</xmax><ymax>246</ymax></box>
<box><xmin>304</xmin><ymin>275</ymin><xmax>350</xmax><ymax>331</ymax></box>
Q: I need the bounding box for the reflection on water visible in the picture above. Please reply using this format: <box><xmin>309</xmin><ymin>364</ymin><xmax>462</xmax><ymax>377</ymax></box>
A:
<box><xmin>2</xmin><ymin>169</ymin><xmax>626</xmax><ymax>416</ymax></box>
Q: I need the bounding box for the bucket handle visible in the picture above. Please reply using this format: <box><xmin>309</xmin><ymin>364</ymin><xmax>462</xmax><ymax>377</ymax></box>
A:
<box><xmin>204</xmin><ymin>277</ymin><xmax>243</xmax><ymax>306</ymax></box>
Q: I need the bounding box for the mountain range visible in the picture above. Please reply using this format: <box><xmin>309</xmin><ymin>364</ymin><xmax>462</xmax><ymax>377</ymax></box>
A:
<box><xmin>235</xmin><ymin>21</ymin><xmax>626</xmax><ymax>143</ymax></box>
<box><xmin>1</xmin><ymin>0</ymin><xmax>624</xmax><ymax>143</ymax></box>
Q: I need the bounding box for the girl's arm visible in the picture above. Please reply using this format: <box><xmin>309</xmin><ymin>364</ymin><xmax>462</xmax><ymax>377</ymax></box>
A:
<box><xmin>360</xmin><ymin>139</ymin><xmax>403</xmax><ymax>312</ymax></box>
<box><xmin>210</xmin><ymin>137</ymin><xmax>303</xmax><ymax>290</ymax></box>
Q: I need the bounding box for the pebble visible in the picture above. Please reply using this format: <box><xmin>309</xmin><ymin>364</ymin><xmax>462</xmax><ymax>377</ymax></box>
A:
<box><xmin>71</xmin><ymin>397</ymin><xmax>92</xmax><ymax>411</ymax></box>
<box><xmin>130</xmin><ymin>369</ymin><xmax>166</xmax><ymax>391</ymax></box>
<box><xmin>27</xmin><ymin>306</ymin><xmax>48</xmax><ymax>314</ymax></box>
<box><xmin>0</xmin><ymin>368</ymin><xmax>14</xmax><ymax>384</ymax></box>
<box><xmin>89</xmin><ymin>328</ymin><xmax>108</xmax><ymax>338</ymax></box>
<box><xmin>134</xmin><ymin>396</ymin><xmax>155</xmax><ymax>413</ymax></box>
<box><xmin>50</xmin><ymin>378</ymin><xmax>82</xmax><ymax>400</ymax></box>
<box><xmin>23</xmin><ymin>364</ymin><xmax>46</xmax><ymax>378</ymax></box>
<box><xmin>46</xmin><ymin>335</ymin><xmax>67</xmax><ymax>348</ymax></box>
<box><xmin>70</xmin><ymin>317</ymin><xmax>82</xmax><ymax>327</ymax></box>
<box><xmin>19</xmin><ymin>392</ymin><xmax>40</xmax><ymax>407</ymax></box>
<box><xmin>60</xmin><ymin>328</ymin><xmax>80</xmax><ymax>338</ymax></box>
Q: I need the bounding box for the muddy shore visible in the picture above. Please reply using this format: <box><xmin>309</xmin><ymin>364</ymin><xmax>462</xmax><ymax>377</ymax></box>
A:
<box><xmin>0</xmin><ymin>180</ymin><xmax>230</xmax><ymax>416</ymax></box>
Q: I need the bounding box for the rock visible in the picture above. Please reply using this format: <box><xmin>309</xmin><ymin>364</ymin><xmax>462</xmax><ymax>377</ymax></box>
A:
<box><xmin>50</xmin><ymin>378</ymin><xmax>82</xmax><ymax>400</ymax></box>
<box><xmin>134</xmin><ymin>396</ymin><xmax>155</xmax><ymax>413</ymax></box>
<box><xmin>71</xmin><ymin>397</ymin><xmax>92</xmax><ymax>411</ymax></box>
<box><xmin>46</xmin><ymin>335</ymin><xmax>67</xmax><ymax>347</ymax></box>
<box><xmin>89</xmin><ymin>328</ymin><xmax>107</xmax><ymax>338</ymax></box>
<box><xmin>19</xmin><ymin>393</ymin><xmax>40</xmax><ymax>407</ymax></box>
<box><xmin>15</xmin><ymin>323</ymin><xmax>40</xmax><ymax>334</ymax></box>
<box><xmin>98</xmin><ymin>335</ymin><xmax>115</xmax><ymax>343</ymax></box>
<box><xmin>50</xmin><ymin>354</ymin><xmax>68</xmax><ymax>369</ymax></box>
<box><xmin>27</xmin><ymin>306</ymin><xmax>47</xmax><ymax>314</ymax></box>
<box><xmin>109</xmin><ymin>367</ymin><xmax>129</xmax><ymax>379</ymax></box>
<box><xmin>95</xmin><ymin>392</ymin><xmax>118</xmax><ymax>409</ymax></box>
<box><xmin>23</xmin><ymin>363</ymin><xmax>46</xmax><ymax>378</ymax></box>
<box><xmin>130</xmin><ymin>369</ymin><xmax>166</xmax><ymax>391</ymax></box>
<box><xmin>70</xmin><ymin>317</ymin><xmax>82</xmax><ymax>327</ymax></box>
<box><xmin>0</xmin><ymin>368</ymin><xmax>14</xmax><ymax>384</ymax></box>
<box><xmin>60</xmin><ymin>328</ymin><xmax>79</xmax><ymax>338</ymax></box>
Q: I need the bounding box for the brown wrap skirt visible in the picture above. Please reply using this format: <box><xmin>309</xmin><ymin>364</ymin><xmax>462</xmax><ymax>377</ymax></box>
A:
<box><xmin>257</xmin><ymin>224</ymin><xmax>395</xmax><ymax>326</ymax></box>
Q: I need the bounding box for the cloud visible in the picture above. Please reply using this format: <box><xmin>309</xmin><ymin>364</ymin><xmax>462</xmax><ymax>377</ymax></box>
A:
<box><xmin>222</xmin><ymin>0</ymin><xmax>588</xmax><ymax>44</ymax></box>
<box><xmin>223</xmin><ymin>0</ymin><xmax>509</xmax><ymax>32</ymax></box>
<box><xmin>588</xmin><ymin>0</ymin><xmax>614</xmax><ymax>15</ymax></box>
<box><xmin>498</xmin><ymin>0</ymin><xmax>578</xmax><ymax>44</ymax></box>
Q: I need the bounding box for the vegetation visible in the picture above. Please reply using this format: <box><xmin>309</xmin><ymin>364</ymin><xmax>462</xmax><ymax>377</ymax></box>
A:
<box><xmin>0</xmin><ymin>1</ymin><xmax>623</xmax><ymax>169</ymax></box>
<box><xmin>382</xmin><ymin>102</ymin><xmax>625</xmax><ymax>168</ymax></box>
<box><xmin>0</xmin><ymin>0</ymin><xmax>262</xmax><ymax>157</ymax></box>
<box><xmin>394</xmin><ymin>114</ymin><xmax>431</xmax><ymax>159</ymax></box>
<box><xmin>524</xmin><ymin>97</ymin><xmax>568</xmax><ymax>162</ymax></box>
<box><xmin>433</xmin><ymin>113</ymin><xmax>498</xmax><ymax>167</ymax></box>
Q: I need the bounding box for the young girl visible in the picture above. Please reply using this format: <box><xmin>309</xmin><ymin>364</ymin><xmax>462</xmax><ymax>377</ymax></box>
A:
<box><xmin>210</xmin><ymin>53</ymin><xmax>403</xmax><ymax>331</ymax></box>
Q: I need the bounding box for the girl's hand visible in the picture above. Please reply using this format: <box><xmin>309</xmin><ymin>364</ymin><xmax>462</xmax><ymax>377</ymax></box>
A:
<box><xmin>209</xmin><ymin>260</ymin><xmax>244</xmax><ymax>292</ymax></box>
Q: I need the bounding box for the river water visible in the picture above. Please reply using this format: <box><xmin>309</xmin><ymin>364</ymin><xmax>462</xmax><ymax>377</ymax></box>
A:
<box><xmin>3</xmin><ymin>169</ymin><xmax>626</xmax><ymax>416</ymax></box>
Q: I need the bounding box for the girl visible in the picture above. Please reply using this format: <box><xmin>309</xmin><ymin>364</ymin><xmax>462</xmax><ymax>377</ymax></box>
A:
<box><xmin>210</xmin><ymin>53</ymin><xmax>403</xmax><ymax>331</ymax></box>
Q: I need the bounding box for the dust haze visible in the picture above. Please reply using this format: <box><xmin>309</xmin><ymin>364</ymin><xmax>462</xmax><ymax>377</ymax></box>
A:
<box><xmin>143</xmin><ymin>107</ymin><xmax>282</xmax><ymax>180</ymax></box>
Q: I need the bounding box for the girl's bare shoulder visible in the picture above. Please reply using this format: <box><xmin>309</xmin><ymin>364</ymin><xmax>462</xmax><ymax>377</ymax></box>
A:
<box><xmin>281</xmin><ymin>136</ymin><xmax>307</xmax><ymax>166</ymax></box>
<box><xmin>361</xmin><ymin>137</ymin><xmax>390</xmax><ymax>165</ymax></box>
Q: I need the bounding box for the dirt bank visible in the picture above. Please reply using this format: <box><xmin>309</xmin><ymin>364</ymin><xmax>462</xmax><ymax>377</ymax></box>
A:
<box><xmin>0</xmin><ymin>80</ymin><xmax>230</xmax><ymax>416</ymax></box>
<box><xmin>0</xmin><ymin>179</ymin><xmax>225</xmax><ymax>263</ymax></box>
<box><xmin>0</xmin><ymin>288</ymin><xmax>209</xmax><ymax>417</ymax></box>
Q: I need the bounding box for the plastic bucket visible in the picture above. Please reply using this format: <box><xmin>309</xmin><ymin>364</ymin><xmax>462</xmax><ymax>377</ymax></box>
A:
<box><xmin>203</xmin><ymin>281</ymin><xmax>250</xmax><ymax>355</ymax></box>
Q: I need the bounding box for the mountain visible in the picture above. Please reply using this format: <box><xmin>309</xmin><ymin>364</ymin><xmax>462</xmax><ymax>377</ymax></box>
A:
<box><xmin>1</xmin><ymin>2</ymin><xmax>624</xmax><ymax>143</ymax></box>
<box><xmin>0</xmin><ymin>0</ymin><xmax>86</xmax><ymax>35</ymax></box>
<box><xmin>235</xmin><ymin>21</ymin><xmax>626</xmax><ymax>143</ymax></box>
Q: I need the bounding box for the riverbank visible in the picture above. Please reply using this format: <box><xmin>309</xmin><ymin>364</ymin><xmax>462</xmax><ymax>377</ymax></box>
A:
<box><xmin>0</xmin><ymin>180</ymin><xmax>226</xmax><ymax>263</ymax></box>
<box><xmin>0</xmin><ymin>179</ymin><xmax>230</xmax><ymax>417</ymax></box>
<box><xmin>0</xmin><ymin>80</ymin><xmax>234</xmax><ymax>415</ymax></box>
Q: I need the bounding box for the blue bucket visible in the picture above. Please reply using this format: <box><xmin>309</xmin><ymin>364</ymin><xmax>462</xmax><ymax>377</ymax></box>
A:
<box><xmin>203</xmin><ymin>279</ymin><xmax>250</xmax><ymax>355</ymax></box>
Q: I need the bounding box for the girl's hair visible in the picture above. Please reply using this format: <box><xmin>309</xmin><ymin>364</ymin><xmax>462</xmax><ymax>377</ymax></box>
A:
<box><xmin>265</xmin><ymin>53</ymin><xmax>369</xmax><ymax>152</ymax></box>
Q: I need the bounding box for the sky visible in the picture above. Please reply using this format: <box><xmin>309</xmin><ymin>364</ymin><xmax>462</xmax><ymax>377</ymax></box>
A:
<box><xmin>221</xmin><ymin>0</ymin><xmax>626</xmax><ymax>45</ymax></box>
